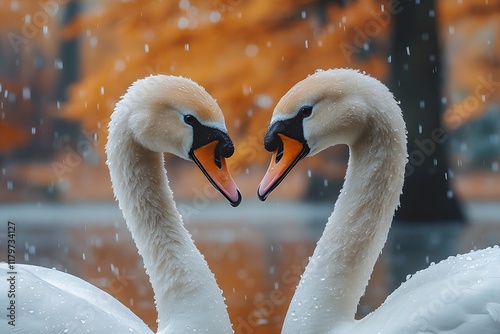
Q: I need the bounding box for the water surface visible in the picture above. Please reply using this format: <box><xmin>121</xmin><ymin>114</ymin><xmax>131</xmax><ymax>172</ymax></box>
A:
<box><xmin>1</xmin><ymin>202</ymin><xmax>499</xmax><ymax>333</ymax></box>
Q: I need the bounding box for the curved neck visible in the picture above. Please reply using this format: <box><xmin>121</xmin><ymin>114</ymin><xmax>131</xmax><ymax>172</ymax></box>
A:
<box><xmin>107</xmin><ymin>117</ymin><xmax>233</xmax><ymax>333</ymax></box>
<box><xmin>283</xmin><ymin>117</ymin><xmax>406</xmax><ymax>333</ymax></box>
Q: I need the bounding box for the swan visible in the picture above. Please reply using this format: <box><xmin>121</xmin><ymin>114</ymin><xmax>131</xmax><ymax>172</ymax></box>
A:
<box><xmin>257</xmin><ymin>68</ymin><xmax>500</xmax><ymax>333</ymax></box>
<box><xmin>0</xmin><ymin>75</ymin><xmax>241</xmax><ymax>334</ymax></box>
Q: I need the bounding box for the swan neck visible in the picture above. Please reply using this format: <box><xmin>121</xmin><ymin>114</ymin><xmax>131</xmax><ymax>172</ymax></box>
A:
<box><xmin>284</xmin><ymin>119</ymin><xmax>406</xmax><ymax>333</ymax></box>
<box><xmin>107</xmin><ymin>119</ymin><xmax>233</xmax><ymax>333</ymax></box>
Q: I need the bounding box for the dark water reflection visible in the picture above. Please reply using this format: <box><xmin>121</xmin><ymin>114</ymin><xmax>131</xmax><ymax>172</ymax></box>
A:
<box><xmin>1</xmin><ymin>202</ymin><xmax>500</xmax><ymax>333</ymax></box>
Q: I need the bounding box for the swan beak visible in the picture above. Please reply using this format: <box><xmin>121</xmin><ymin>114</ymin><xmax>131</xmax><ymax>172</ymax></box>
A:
<box><xmin>190</xmin><ymin>141</ymin><xmax>242</xmax><ymax>207</ymax></box>
<box><xmin>258</xmin><ymin>133</ymin><xmax>308</xmax><ymax>201</ymax></box>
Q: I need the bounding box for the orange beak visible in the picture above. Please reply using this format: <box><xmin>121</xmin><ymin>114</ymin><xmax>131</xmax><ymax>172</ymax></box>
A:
<box><xmin>257</xmin><ymin>133</ymin><xmax>308</xmax><ymax>201</ymax></box>
<box><xmin>191</xmin><ymin>141</ymin><xmax>242</xmax><ymax>207</ymax></box>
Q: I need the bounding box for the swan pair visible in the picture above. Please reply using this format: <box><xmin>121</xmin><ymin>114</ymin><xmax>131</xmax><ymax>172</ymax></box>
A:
<box><xmin>1</xmin><ymin>69</ymin><xmax>499</xmax><ymax>334</ymax></box>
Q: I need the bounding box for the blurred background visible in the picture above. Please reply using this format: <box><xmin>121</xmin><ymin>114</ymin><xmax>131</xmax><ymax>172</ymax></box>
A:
<box><xmin>0</xmin><ymin>0</ymin><xmax>499</xmax><ymax>333</ymax></box>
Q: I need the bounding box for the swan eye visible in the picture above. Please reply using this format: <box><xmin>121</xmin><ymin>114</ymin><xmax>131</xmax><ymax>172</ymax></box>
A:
<box><xmin>184</xmin><ymin>114</ymin><xmax>196</xmax><ymax>125</ymax></box>
<box><xmin>299</xmin><ymin>106</ymin><xmax>313</xmax><ymax>118</ymax></box>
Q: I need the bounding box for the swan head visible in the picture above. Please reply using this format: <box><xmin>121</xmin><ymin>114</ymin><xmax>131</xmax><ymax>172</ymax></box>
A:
<box><xmin>114</xmin><ymin>75</ymin><xmax>242</xmax><ymax>206</ymax></box>
<box><xmin>257</xmin><ymin>68</ymin><xmax>403</xmax><ymax>200</ymax></box>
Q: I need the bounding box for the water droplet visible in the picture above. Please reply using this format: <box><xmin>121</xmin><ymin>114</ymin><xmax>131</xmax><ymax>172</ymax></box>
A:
<box><xmin>254</xmin><ymin>95</ymin><xmax>272</xmax><ymax>108</ymax></box>
<box><xmin>23</xmin><ymin>87</ymin><xmax>31</xmax><ymax>100</ymax></box>
<box><xmin>178</xmin><ymin>17</ymin><xmax>189</xmax><ymax>29</ymax></box>
<box><xmin>245</xmin><ymin>44</ymin><xmax>258</xmax><ymax>57</ymax></box>
<box><xmin>114</xmin><ymin>60</ymin><xmax>125</xmax><ymax>72</ymax></box>
<box><xmin>11</xmin><ymin>1</ymin><xmax>19</xmax><ymax>11</ymax></box>
<box><xmin>110</xmin><ymin>263</ymin><xmax>119</xmax><ymax>275</ymax></box>
<box><xmin>209</xmin><ymin>11</ymin><xmax>221</xmax><ymax>23</ymax></box>
<box><xmin>89</xmin><ymin>36</ymin><xmax>98</xmax><ymax>47</ymax></box>
<box><xmin>179</xmin><ymin>0</ymin><xmax>190</xmax><ymax>10</ymax></box>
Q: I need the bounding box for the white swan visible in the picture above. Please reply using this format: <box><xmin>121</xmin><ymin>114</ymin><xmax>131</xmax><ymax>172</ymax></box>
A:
<box><xmin>258</xmin><ymin>68</ymin><xmax>500</xmax><ymax>333</ymax></box>
<box><xmin>0</xmin><ymin>75</ymin><xmax>241</xmax><ymax>334</ymax></box>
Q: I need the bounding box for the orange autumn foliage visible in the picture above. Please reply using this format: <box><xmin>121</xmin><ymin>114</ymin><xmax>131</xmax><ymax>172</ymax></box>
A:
<box><xmin>62</xmin><ymin>0</ymin><xmax>392</xmax><ymax>173</ymax></box>
<box><xmin>0</xmin><ymin>78</ymin><xmax>30</xmax><ymax>154</ymax></box>
<box><xmin>438</xmin><ymin>0</ymin><xmax>500</xmax><ymax>129</ymax></box>
<box><xmin>0</xmin><ymin>0</ymin><xmax>61</xmax><ymax>154</ymax></box>
<box><xmin>0</xmin><ymin>121</ymin><xmax>29</xmax><ymax>155</ymax></box>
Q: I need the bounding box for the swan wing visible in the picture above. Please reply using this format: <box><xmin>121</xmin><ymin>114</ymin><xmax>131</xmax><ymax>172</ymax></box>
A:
<box><xmin>0</xmin><ymin>263</ymin><xmax>153</xmax><ymax>334</ymax></box>
<box><xmin>353</xmin><ymin>247</ymin><xmax>500</xmax><ymax>334</ymax></box>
